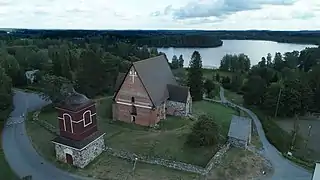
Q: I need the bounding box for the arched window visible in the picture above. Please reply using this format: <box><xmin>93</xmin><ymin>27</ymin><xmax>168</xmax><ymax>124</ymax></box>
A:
<box><xmin>131</xmin><ymin>97</ymin><xmax>135</xmax><ymax>103</ymax></box>
<box><xmin>131</xmin><ymin>105</ymin><xmax>137</xmax><ymax>115</ymax></box>
<box><xmin>83</xmin><ymin>110</ymin><xmax>93</xmax><ymax>127</ymax></box>
<box><xmin>63</xmin><ymin>113</ymin><xmax>73</xmax><ymax>133</ymax></box>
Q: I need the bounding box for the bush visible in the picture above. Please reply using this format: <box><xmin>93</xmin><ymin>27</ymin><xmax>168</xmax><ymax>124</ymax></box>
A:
<box><xmin>186</xmin><ymin>115</ymin><xmax>220</xmax><ymax>147</ymax></box>
<box><xmin>250</xmin><ymin>107</ymin><xmax>291</xmax><ymax>153</ymax></box>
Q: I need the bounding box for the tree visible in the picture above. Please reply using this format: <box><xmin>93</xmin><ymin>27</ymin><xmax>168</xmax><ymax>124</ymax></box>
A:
<box><xmin>266</xmin><ymin>53</ymin><xmax>272</xmax><ymax>66</ymax></box>
<box><xmin>243</xmin><ymin>76</ymin><xmax>266</xmax><ymax>105</ymax></box>
<box><xmin>203</xmin><ymin>79</ymin><xmax>215</xmax><ymax>95</ymax></box>
<box><xmin>187</xmin><ymin>51</ymin><xmax>203</xmax><ymax>101</ymax></box>
<box><xmin>0</xmin><ymin>66</ymin><xmax>13</xmax><ymax>115</ymax></box>
<box><xmin>186</xmin><ymin>115</ymin><xmax>220</xmax><ymax>147</ymax></box>
<box><xmin>283</xmin><ymin>51</ymin><xmax>299</xmax><ymax>69</ymax></box>
<box><xmin>178</xmin><ymin>55</ymin><xmax>184</xmax><ymax>68</ymax></box>
<box><xmin>274</xmin><ymin>52</ymin><xmax>283</xmax><ymax>71</ymax></box>
<box><xmin>231</xmin><ymin>73</ymin><xmax>243</xmax><ymax>92</ymax></box>
<box><xmin>171</xmin><ymin>55</ymin><xmax>179</xmax><ymax>69</ymax></box>
<box><xmin>258</xmin><ymin>57</ymin><xmax>266</xmax><ymax>68</ymax></box>
<box><xmin>221</xmin><ymin>76</ymin><xmax>231</xmax><ymax>89</ymax></box>
<box><xmin>39</xmin><ymin>74</ymin><xmax>72</xmax><ymax>104</ymax></box>
<box><xmin>215</xmin><ymin>72</ymin><xmax>220</xmax><ymax>82</ymax></box>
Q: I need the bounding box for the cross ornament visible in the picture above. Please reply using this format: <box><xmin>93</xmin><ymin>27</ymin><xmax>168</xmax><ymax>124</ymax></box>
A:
<box><xmin>129</xmin><ymin>70</ymin><xmax>137</xmax><ymax>83</ymax></box>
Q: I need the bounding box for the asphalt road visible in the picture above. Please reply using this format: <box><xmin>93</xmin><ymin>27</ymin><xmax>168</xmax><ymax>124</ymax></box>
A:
<box><xmin>1</xmin><ymin>90</ymin><xmax>88</xmax><ymax>180</ymax></box>
<box><xmin>219</xmin><ymin>87</ymin><xmax>313</xmax><ymax>180</ymax></box>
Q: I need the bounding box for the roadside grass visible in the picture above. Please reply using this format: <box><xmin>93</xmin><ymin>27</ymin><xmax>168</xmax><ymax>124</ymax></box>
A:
<box><xmin>207</xmin><ymin>148</ymin><xmax>273</xmax><ymax>180</ymax></box>
<box><xmin>224</xmin><ymin>89</ymin><xmax>244</xmax><ymax>105</ymax></box>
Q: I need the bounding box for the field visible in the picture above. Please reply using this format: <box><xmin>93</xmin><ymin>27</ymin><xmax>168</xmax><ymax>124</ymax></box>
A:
<box><xmin>276</xmin><ymin>117</ymin><xmax>320</xmax><ymax>163</ymax></box>
<box><xmin>207</xmin><ymin>148</ymin><xmax>272</xmax><ymax>180</ymax></box>
<box><xmin>27</xmin><ymin>97</ymin><xmax>238</xmax><ymax>179</ymax></box>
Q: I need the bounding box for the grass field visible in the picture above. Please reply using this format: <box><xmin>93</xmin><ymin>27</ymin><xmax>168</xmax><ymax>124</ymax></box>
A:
<box><xmin>27</xmin><ymin>96</ymin><xmax>238</xmax><ymax>179</ymax></box>
<box><xmin>224</xmin><ymin>89</ymin><xmax>244</xmax><ymax>105</ymax></box>
<box><xmin>207</xmin><ymin>148</ymin><xmax>272</xmax><ymax>180</ymax></box>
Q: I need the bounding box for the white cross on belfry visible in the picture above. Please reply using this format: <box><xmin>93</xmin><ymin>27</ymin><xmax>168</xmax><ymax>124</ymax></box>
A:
<box><xmin>129</xmin><ymin>70</ymin><xmax>137</xmax><ymax>83</ymax></box>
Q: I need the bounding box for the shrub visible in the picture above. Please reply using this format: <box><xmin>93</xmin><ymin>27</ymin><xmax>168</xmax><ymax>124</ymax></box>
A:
<box><xmin>249</xmin><ymin>107</ymin><xmax>291</xmax><ymax>153</ymax></box>
<box><xmin>186</xmin><ymin>115</ymin><xmax>220</xmax><ymax>147</ymax></box>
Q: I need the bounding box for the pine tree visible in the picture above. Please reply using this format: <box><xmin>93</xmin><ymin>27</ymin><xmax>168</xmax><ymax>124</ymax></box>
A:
<box><xmin>171</xmin><ymin>55</ymin><xmax>179</xmax><ymax>69</ymax></box>
<box><xmin>188</xmin><ymin>51</ymin><xmax>203</xmax><ymax>101</ymax></box>
<box><xmin>178</xmin><ymin>55</ymin><xmax>184</xmax><ymax>68</ymax></box>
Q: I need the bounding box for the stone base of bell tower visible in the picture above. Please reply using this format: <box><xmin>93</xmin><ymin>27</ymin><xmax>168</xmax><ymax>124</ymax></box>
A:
<box><xmin>52</xmin><ymin>131</ymin><xmax>105</xmax><ymax>168</ymax></box>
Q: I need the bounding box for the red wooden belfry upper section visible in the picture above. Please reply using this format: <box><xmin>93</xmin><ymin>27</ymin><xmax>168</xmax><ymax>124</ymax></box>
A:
<box><xmin>55</xmin><ymin>92</ymin><xmax>97</xmax><ymax>141</ymax></box>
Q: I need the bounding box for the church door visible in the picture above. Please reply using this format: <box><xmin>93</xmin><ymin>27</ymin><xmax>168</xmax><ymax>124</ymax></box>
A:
<box><xmin>66</xmin><ymin>153</ymin><xmax>73</xmax><ymax>165</ymax></box>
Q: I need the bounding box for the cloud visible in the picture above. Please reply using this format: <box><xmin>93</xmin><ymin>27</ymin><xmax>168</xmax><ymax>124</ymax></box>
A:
<box><xmin>166</xmin><ymin>0</ymin><xmax>298</xmax><ymax>19</ymax></box>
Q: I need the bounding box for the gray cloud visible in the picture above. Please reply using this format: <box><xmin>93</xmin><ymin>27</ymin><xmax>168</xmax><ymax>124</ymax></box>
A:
<box><xmin>164</xmin><ymin>0</ymin><xmax>298</xmax><ymax>19</ymax></box>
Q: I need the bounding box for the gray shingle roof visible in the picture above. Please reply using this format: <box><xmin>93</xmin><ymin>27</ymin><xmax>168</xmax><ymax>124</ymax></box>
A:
<box><xmin>167</xmin><ymin>84</ymin><xmax>189</xmax><ymax>103</ymax></box>
<box><xmin>228</xmin><ymin>115</ymin><xmax>251</xmax><ymax>141</ymax></box>
<box><xmin>133</xmin><ymin>55</ymin><xmax>178</xmax><ymax>106</ymax></box>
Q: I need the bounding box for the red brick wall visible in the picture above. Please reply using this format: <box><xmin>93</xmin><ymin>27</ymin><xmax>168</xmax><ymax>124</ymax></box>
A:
<box><xmin>115</xmin><ymin>66</ymin><xmax>152</xmax><ymax>106</ymax></box>
<box><xmin>113</xmin><ymin>103</ymin><xmax>159</xmax><ymax>126</ymax></box>
<box><xmin>113</xmin><ymin>66</ymin><xmax>159</xmax><ymax>126</ymax></box>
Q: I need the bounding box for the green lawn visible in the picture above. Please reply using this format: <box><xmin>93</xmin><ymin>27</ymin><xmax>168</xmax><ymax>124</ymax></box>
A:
<box><xmin>26</xmin><ymin>113</ymin><xmax>201</xmax><ymax>180</ymax></box>
<box><xmin>27</xmin><ymin>97</ymin><xmax>238</xmax><ymax>179</ymax></box>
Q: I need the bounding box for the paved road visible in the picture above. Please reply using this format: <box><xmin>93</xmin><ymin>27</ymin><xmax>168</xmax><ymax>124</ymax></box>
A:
<box><xmin>219</xmin><ymin>87</ymin><xmax>313</xmax><ymax>180</ymax></box>
<box><xmin>1</xmin><ymin>90</ymin><xmax>89</xmax><ymax>180</ymax></box>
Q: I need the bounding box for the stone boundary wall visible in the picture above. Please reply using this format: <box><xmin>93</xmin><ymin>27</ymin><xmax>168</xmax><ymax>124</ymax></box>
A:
<box><xmin>104</xmin><ymin>143</ymin><xmax>230</xmax><ymax>175</ymax></box>
<box><xmin>31</xmin><ymin>111</ymin><xmax>59</xmax><ymax>135</ymax></box>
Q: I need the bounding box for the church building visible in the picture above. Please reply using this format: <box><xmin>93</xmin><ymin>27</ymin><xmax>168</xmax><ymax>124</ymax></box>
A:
<box><xmin>112</xmin><ymin>55</ymin><xmax>192</xmax><ymax>126</ymax></box>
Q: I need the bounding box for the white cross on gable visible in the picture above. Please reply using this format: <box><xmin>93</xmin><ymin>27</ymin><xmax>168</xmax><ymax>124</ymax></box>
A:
<box><xmin>129</xmin><ymin>70</ymin><xmax>137</xmax><ymax>83</ymax></box>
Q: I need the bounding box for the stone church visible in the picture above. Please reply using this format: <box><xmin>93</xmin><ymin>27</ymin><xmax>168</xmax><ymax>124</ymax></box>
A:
<box><xmin>112</xmin><ymin>55</ymin><xmax>192</xmax><ymax>126</ymax></box>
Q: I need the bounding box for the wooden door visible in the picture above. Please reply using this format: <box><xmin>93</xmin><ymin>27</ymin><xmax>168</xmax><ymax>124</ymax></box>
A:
<box><xmin>66</xmin><ymin>153</ymin><xmax>73</xmax><ymax>165</ymax></box>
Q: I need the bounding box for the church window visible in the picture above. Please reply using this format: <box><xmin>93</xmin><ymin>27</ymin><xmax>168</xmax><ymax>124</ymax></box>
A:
<box><xmin>131</xmin><ymin>105</ymin><xmax>137</xmax><ymax>115</ymax></box>
<box><xmin>131</xmin><ymin>97</ymin><xmax>135</xmax><ymax>103</ymax></box>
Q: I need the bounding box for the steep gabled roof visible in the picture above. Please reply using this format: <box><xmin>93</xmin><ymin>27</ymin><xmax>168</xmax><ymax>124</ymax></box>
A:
<box><xmin>167</xmin><ymin>84</ymin><xmax>189</xmax><ymax>103</ymax></box>
<box><xmin>133</xmin><ymin>55</ymin><xmax>178</xmax><ymax>106</ymax></box>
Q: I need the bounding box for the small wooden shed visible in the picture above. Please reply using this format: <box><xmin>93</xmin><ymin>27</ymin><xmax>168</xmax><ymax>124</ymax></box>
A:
<box><xmin>228</xmin><ymin>115</ymin><xmax>252</xmax><ymax>149</ymax></box>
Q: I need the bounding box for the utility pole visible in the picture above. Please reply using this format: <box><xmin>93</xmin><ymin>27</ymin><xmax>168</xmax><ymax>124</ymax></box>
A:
<box><xmin>274</xmin><ymin>87</ymin><xmax>282</xmax><ymax>118</ymax></box>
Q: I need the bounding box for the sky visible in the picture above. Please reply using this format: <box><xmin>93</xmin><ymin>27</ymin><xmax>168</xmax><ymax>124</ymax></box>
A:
<box><xmin>0</xmin><ymin>0</ymin><xmax>320</xmax><ymax>30</ymax></box>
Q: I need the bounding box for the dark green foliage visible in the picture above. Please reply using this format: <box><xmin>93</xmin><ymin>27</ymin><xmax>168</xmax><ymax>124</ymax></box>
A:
<box><xmin>221</xmin><ymin>76</ymin><xmax>231</xmax><ymax>89</ymax></box>
<box><xmin>215</xmin><ymin>73</ymin><xmax>220</xmax><ymax>82</ymax></box>
<box><xmin>186</xmin><ymin>115</ymin><xmax>220</xmax><ymax>147</ymax></box>
<box><xmin>0</xmin><ymin>66</ymin><xmax>13</xmax><ymax>122</ymax></box>
<box><xmin>203</xmin><ymin>79</ymin><xmax>215</xmax><ymax>95</ymax></box>
<box><xmin>39</xmin><ymin>74</ymin><xmax>72</xmax><ymax>104</ymax></box>
<box><xmin>230</xmin><ymin>74</ymin><xmax>243</xmax><ymax>92</ymax></box>
<box><xmin>219</xmin><ymin>53</ymin><xmax>251</xmax><ymax>72</ymax></box>
<box><xmin>243</xmin><ymin>76</ymin><xmax>266</xmax><ymax>105</ymax></box>
<box><xmin>187</xmin><ymin>51</ymin><xmax>204</xmax><ymax>101</ymax></box>
<box><xmin>171</xmin><ymin>55</ymin><xmax>179</xmax><ymax>69</ymax></box>
<box><xmin>135</xmin><ymin>35</ymin><xmax>223</xmax><ymax>48</ymax></box>
<box><xmin>178</xmin><ymin>55</ymin><xmax>184</xmax><ymax>68</ymax></box>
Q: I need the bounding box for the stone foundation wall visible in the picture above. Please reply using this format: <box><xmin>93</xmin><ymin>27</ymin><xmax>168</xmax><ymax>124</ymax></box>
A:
<box><xmin>54</xmin><ymin>135</ymin><xmax>105</xmax><ymax>168</ymax></box>
<box><xmin>104</xmin><ymin>143</ymin><xmax>230</xmax><ymax>175</ymax></box>
<box><xmin>166</xmin><ymin>101</ymin><xmax>186</xmax><ymax>117</ymax></box>
<box><xmin>228</xmin><ymin>137</ymin><xmax>247</xmax><ymax>149</ymax></box>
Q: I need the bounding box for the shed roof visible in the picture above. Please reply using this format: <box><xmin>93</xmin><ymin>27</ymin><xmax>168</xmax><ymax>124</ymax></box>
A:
<box><xmin>167</xmin><ymin>84</ymin><xmax>189</xmax><ymax>103</ymax></box>
<box><xmin>313</xmin><ymin>163</ymin><xmax>320</xmax><ymax>180</ymax></box>
<box><xmin>228</xmin><ymin>115</ymin><xmax>251</xmax><ymax>141</ymax></box>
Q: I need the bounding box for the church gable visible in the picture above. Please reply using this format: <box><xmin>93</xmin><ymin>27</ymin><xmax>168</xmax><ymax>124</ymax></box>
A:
<box><xmin>115</xmin><ymin>66</ymin><xmax>153</xmax><ymax>107</ymax></box>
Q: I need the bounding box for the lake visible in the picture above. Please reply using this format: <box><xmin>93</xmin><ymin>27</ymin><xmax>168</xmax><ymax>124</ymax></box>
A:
<box><xmin>158</xmin><ymin>40</ymin><xmax>318</xmax><ymax>68</ymax></box>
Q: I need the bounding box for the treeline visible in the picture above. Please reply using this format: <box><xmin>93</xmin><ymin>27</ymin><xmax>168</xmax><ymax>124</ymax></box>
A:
<box><xmin>218</xmin><ymin>46</ymin><xmax>320</xmax><ymax>116</ymax></box>
<box><xmin>135</xmin><ymin>35</ymin><xmax>223</xmax><ymax>48</ymax></box>
<box><xmin>0</xmin><ymin>37</ymin><xmax>162</xmax><ymax>108</ymax></box>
